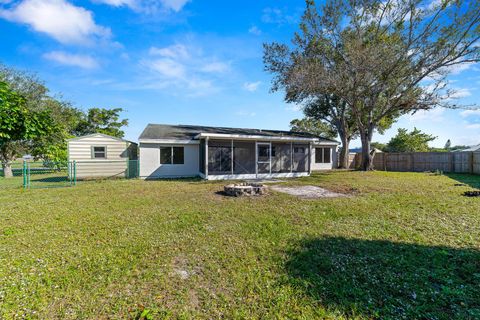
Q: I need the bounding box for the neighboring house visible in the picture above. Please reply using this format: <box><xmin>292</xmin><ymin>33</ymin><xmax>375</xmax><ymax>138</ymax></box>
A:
<box><xmin>139</xmin><ymin>124</ymin><xmax>339</xmax><ymax>180</ymax></box>
<box><xmin>458</xmin><ymin>144</ymin><xmax>480</xmax><ymax>152</ymax></box>
<box><xmin>68</xmin><ymin>133</ymin><xmax>138</xmax><ymax>179</ymax></box>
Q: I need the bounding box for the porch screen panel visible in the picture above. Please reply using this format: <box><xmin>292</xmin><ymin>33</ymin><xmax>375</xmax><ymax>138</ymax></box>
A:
<box><xmin>233</xmin><ymin>141</ymin><xmax>255</xmax><ymax>174</ymax></box>
<box><xmin>208</xmin><ymin>140</ymin><xmax>232</xmax><ymax>174</ymax></box>
<box><xmin>271</xmin><ymin>142</ymin><xmax>291</xmax><ymax>173</ymax></box>
<box><xmin>293</xmin><ymin>144</ymin><xmax>309</xmax><ymax>172</ymax></box>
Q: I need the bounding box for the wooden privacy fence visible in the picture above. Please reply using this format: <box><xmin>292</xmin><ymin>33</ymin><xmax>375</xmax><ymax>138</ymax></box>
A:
<box><xmin>351</xmin><ymin>152</ymin><xmax>480</xmax><ymax>174</ymax></box>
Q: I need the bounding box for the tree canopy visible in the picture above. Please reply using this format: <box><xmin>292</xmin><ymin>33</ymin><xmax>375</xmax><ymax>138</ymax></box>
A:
<box><xmin>0</xmin><ymin>81</ymin><xmax>56</xmax><ymax>177</ymax></box>
<box><xmin>386</xmin><ymin>128</ymin><xmax>436</xmax><ymax>152</ymax></box>
<box><xmin>264</xmin><ymin>0</ymin><xmax>480</xmax><ymax>170</ymax></box>
<box><xmin>290</xmin><ymin>117</ymin><xmax>337</xmax><ymax>139</ymax></box>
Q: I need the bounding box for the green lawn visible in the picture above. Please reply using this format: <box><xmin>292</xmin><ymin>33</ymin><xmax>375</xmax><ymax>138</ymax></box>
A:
<box><xmin>0</xmin><ymin>171</ymin><xmax>479</xmax><ymax>319</ymax></box>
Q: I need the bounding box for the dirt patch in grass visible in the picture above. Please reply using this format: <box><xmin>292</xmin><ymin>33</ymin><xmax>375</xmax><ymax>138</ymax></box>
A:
<box><xmin>270</xmin><ymin>185</ymin><xmax>347</xmax><ymax>199</ymax></box>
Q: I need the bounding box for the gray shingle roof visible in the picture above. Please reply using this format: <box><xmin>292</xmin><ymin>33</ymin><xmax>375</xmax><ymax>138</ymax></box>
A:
<box><xmin>139</xmin><ymin>124</ymin><xmax>338</xmax><ymax>143</ymax></box>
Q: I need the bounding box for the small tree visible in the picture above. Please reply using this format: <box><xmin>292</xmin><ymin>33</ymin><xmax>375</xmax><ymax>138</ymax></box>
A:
<box><xmin>0</xmin><ymin>81</ymin><xmax>54</xmax><ymax>178</ymax></box>
<box><xmin>386</xmin><ymin>128</ymin><xmax>436</xmax><ymax>152</ymax></box>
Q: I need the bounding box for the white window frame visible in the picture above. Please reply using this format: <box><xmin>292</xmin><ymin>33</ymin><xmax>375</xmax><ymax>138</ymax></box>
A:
<box><xmin>315</xmin><ymin>147</ymin><xmax>332</xmax><ymax>164</ymax></box>
<box><xmin>91</xmin><ymin>145</ymin><xmax>107</xmax><ymax>159</ymax></box>
<box><xmin>160</xmin><ymin>146</ymin><xmax>184</xmax><ymax>165</ymax></box>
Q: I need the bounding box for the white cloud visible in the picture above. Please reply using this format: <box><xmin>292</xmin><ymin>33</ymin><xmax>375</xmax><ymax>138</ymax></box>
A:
<box><xmin>148</xmin><ymin>58</ymin><xmax>186</xmax><ymax>78</ymax></box>
<box><xmin>141</xmin><ymin>43</ymin><xmax>230</xmax><ymax>96</ymax></box>
<box><xmin>243</xmin><ymin>81</ymin><xmax>261</xmax><ymax>92</ymax></box>
<box><xmin>0</xmin><ymin>0</ymin><xmax>110</xmax><ymax>45</ymax></box>
<box><xmin>43</xmin><ymin>51</ymin><xmax>98</xmax><ymax>69</ymax></box>
<box><xmin>149</xmin><ymin>44</ymin><xmax>189</xmax><ymax>59</ymax></box>
<box><xmin>94</xmin><ymin>0</ymin><xmax>134</xmax><ymax>6</ymax></box>
<box><xmin>449</xmin><ymin>88</ymin><xmax>472</xmax><ymax>99</ymax></box>
<box><xmin>262</xmin><ymin>7</ymin><xmax>297</xmax><ymax>25</ymax></box>
<box><xmin>94</xmin><ymin>0</ymin><xmax>189</xmax><ymax>12</ymax></box>
<box><xmin>460</xmin><ymin>109</ymin><xmax>480</xmax><ymax>118</ymax></box>
<box><xmin>248</xmin><ymin>25</ymin><xmax>261</xmax><ymax>35</ymax></box>
<box><xmin>466</xmin><ymin>123</ymin><xmax>480</xmax><ymax>130</ymax></box>
<box><xmin>160</xmin><ymin>0</ymin><xmax>188</xmax><ymax>12</ymax></box>
<box><xmin>200</xmin><ymin>62</ymin><xmax>230</xmax><ymax>73</ymax></box>
<box><xmin>408</xmin><ymin>108</ymin><xmax>445</xmax><ymax>122</ymax></box>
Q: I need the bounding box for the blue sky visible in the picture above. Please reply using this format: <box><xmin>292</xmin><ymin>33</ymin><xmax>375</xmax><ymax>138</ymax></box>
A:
<box><xmin>0</xmin><ymin>0</ymin><xmax>479</xmax><ymax>147</ymax></box>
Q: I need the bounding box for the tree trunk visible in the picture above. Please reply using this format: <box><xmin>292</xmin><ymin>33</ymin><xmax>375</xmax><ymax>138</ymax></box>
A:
<box><xmin>2</xmin><ymin>162</ymin><xmax>13</xmax><ymax>178</ymax></box>
<box><xmin>359</xmin><ymin>128</ymin><xmax>375</xmax><ymax>171</ymax></box>
<box><xmin>338</xmin><ymin>136</ymin><xmax>350</xmax><ymax>169</ymax></box>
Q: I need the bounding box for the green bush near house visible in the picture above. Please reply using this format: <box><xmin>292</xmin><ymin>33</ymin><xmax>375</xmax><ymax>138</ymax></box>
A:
<box><xmin>0</xmin><ymin>171</ymin><xmax>479</xmax><ymax>319</ymax></box>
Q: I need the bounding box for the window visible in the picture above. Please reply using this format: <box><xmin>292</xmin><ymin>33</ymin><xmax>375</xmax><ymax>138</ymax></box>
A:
<box><xmin>271</xmin><ymin>146</ymin><xmax>276</xmax><ymax>157</ymax></box>
<box><xmin>294</xmin><ymin>147</ymin><xmax>305</xmax><ymax>154</ymax></box>
<box><xmin>315</xmin><ymin>147</ymin><xmax>331</xmax><ymax>163</ymax></box>
<box><xmin>160</xmin><ymin>147</ymin><xmax>184</xmax><ymax>165</ymax></box>
<box><xmin>160</xmin><ymin>147</ymin><xmax>172</xmax><ymax>164</ymax></box>
<box><xmin>172</xmin><ymin>147</ymin><xmax>184</xmax><ymax>164</ymax></box>
<box><xmin>92</xmin><ymin>146</ymin><xmax>106</xmax><ymax>159</ymax></box>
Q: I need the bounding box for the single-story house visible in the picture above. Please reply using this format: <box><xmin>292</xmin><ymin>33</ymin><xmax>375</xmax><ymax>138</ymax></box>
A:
<box><xmin>68</xmin><ymin>133</ymin><xmax>138</xmax><ymax>179</ymax></box>
<box><xmin>458</xmin><ymin>144</ymin><xmax>480</xmax><ymax>152</ymax></box>
<box><xmin>139</xmin><ymin>124</ymin><xmax>339</xmax><ymax>180</ymax></box>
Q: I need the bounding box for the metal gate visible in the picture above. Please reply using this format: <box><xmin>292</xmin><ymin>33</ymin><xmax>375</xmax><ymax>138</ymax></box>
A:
<box><xmin>23</xmin><ymin>161</ymin><xmax>76</xmax><ymax>189</ymax></box>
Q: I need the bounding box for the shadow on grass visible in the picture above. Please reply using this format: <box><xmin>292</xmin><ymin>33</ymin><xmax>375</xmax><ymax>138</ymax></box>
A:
<box><xmin>286</xmin><ymin>237</ymin><xmax>480</xmax><ymax>319</ymax></box>
<box><xmin>445</xmin><ymin>173</ymin><xmax>480</xmax><ymax>190</ymax></box>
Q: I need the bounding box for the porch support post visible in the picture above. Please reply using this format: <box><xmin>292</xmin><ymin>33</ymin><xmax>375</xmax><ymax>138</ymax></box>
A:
<box><xmin>255</xmin><ymin>141</ymin><xmax>258</xmax><ymax>179</ymax></box>
<box><xmin>231</xmin><ymin>139</ymin><xmax>234</xmax><ymax>175</ymax></box>
<box><xmin>205</xmin><ymin>137</ymin><xmax>209</xmax><ymax>179</ymax></box>
<box><xmin>269</xmin><ymin>141</ymin><xmax>272</xmax><ymax>175</ymax></box>
<box><xmin>308</xmin><ymin>142</ymin><xmax>312</xmax><ymax>174</ymax></box>
<box><xmin>290</xmin><ymin>142</ymin><xmax>293</xmax><ymax>173</ymax></box>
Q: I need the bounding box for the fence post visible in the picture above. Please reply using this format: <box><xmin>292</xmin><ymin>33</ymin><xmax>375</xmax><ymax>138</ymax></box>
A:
<box><xmin>126</xmin><ymin>159</ymin><xmax>129</xmax><ymax>179</ymax></box>
<box><xmin>23</xmin><ymin>161</ymin><xmax>27</xmax><ymax>189</ymax></box>
<box><xmin>73</xmin><ymin>161</ymin><xmax>77</xmax><ymax>186</ymax></box>
<box><xmin>470</xmin><ymin>152</ymin><xmax>474</xmax><ymax>174</ymax></box>
<box><xmin>137</xmin><ymin>159</ymin><xmax>140</xmax><ymax>178</ymax></box>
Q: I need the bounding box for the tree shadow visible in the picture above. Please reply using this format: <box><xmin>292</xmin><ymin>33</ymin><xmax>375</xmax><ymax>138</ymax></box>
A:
<box><xmin>445</xmin><ymin>173</ymin><xmax>480</xmax><ymax>190</ymax></box>
<box><xmin>285</xmin><ymin>237</ymin><xmax>480</xmax><ymax>319</ymax></box>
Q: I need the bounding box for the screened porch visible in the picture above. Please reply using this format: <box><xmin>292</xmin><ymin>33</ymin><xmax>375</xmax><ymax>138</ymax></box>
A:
<box><xmin>199</xmin><ymin>139</ymin><xmax>311</xmax><ymax>179</ymax></box>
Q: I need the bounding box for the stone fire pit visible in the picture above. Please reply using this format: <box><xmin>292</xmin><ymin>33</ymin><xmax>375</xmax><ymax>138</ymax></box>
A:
<box><xmin>224</xmin><ymin>183</ymin><xmax>267</xmax><ymax>197</ymax></box>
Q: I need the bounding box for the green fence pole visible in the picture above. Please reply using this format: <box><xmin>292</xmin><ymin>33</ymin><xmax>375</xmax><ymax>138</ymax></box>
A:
<box><xmin>23</xmin><ymin>161</ymin><xmax>27</xmax><ymax>189</ymax></box>
<box><xmin>137</xmin><ymin>160</ymin><xmax>140</xmax><ymax>178</ymax></box>
<box><xmin>73</xmin><ymin>161</ymin><xmax>77</xmax><ymax>186</ymax></box>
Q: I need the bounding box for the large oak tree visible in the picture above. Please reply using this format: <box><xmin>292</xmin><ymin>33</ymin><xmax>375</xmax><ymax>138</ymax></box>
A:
<box><xmin>264</xmin><ymin>0</ymin><xmax>480</xmax><ymax>170</ymax></box>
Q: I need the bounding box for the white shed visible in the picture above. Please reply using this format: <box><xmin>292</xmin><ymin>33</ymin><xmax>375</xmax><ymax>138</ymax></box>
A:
<box><xmin>68</xmin><ymin>133</ymin><xmax>138</xmax><ymax>179</ymax></box>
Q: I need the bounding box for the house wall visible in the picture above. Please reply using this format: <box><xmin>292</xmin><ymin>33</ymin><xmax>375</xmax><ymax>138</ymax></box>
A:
<box><xmin>68</xmin><ymin>134</ymin><xmax>135</xmax><ymax>178</ymax></box>
<box><xmin>139</xmin><ymin>142</ymin><xmax>199</xmax><ymax>178</ymax></box>
<box><xmin>311</xmin><ymin>145</ymin><xmax>338</xmax><ymax>170</ymax></box>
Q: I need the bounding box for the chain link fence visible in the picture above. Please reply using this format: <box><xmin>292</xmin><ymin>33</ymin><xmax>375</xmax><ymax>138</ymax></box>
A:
<box><xmin>0</xmin><ymin>160</ymin><xmax>139</xmax><ymax>189</ymax></box>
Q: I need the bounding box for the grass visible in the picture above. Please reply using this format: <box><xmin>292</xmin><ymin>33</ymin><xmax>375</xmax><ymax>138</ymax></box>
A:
<box><xmin>0</xmin><ymin>171</ymin><xmax>479</xmax><ymax>319</ymax></box>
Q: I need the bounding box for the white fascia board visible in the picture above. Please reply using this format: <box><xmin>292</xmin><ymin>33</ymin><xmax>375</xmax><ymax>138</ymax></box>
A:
<box><xmin>194</xmin><ymin>133</ymin><xmax>320</xmax><ymax>142</ymax></box>
<box><xmin>139</xmin><ymin>139</ymin><xmax>199</xmax><ymax>144</ymax></box>
<box><xmin>312</xmin><ymin>141</ymin><xmax>340</xmax><ymax>146</ymax></box>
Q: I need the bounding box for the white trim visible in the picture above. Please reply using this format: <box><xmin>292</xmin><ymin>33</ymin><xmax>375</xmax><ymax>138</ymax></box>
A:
<box><xmin>139</xmin><ymin>139</ymin><xmax>200</xmax><ymax>144</ymax></box>
<box><xmin>195</xmin><ymin>133</ymin><xmax>321</xmax><ymax>142</ymax></box>
<box><xmin>68</xmin><ymin>133</ymin><xmax>136</xmax><ymax>144</ymax></box>
<box><xmin>312</xmin><ymin>141</ymin><xmax>339</xmax><ymax>146</ymax></box>
<box><xmin>206</xmin><ymin>172</ymin><xmax>310</xmax><ymax>180</ymax></box>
